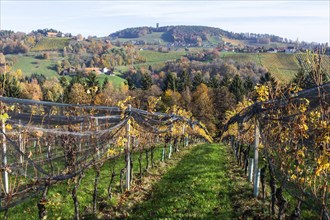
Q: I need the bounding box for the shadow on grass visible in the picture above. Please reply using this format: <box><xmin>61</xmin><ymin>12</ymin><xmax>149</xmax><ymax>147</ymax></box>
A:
<box><xmin>128</xmin><ymin>143</ymin><xmax>234</xmax><ymax>219</ymax></box>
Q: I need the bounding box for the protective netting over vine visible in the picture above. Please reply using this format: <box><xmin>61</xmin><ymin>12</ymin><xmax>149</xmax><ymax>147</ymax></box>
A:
<box><xmin>223</xmin><ymin>82</ymin><xmax>329</xmax><ymax>218</ymax></box>
<box><xmin>224</xmin><ymin>82</ymin><xmax>330</xmax><ymax>130</ymax></box>
<box><xmin>0</xmin><ymin>97</ymin><xmax>207</xmax><ymax>210</ymax></box>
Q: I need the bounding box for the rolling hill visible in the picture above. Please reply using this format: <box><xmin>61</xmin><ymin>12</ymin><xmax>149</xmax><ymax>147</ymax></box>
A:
<box><xmin>109</xmin><ymin>25</ymin><xmax>295</xmax><ymax>49</ymax></box>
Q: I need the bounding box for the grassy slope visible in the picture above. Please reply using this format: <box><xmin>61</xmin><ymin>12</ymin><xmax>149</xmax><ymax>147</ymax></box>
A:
<box><xmin>31</xmin><ymin>38</ymin><xmax>70</xmax><ymax>51</ymax></box>
<box><xmin>9</xmin><ymin>54</ymin><xmax>126</xmax><ymax>87</ymax></box>
<box><xmin>130</xmin><ymin>143</ymin><xmax>234</xmax><ymax>219</ymax></box>
<box><xmin>10</xmin><ymin>54</ymin><xmax>59</xmax><ymax>78</ymax></box>
<box><xmin>139</xmin><ymin>50</ymin><xmax>186</xmax><ymax>63</ymax></box>
<box><xmin>114</xmin><ymin>50</ymin><xmax>186</xmax><ymax>74</ymax></box>
<box><xmin>221</xmin><ymin>52</ymin><xmax>300</xmax><ymax>82</ymax></box>
<box><xmin>114</xmin><ymin>32</ymin><xmax>165</xmax><ymax>44</ymax></box>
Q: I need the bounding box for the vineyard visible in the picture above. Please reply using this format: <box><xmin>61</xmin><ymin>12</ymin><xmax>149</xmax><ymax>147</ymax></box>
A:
<box><xmin>0</xmin><ymin>96</ymin><xmax>211</xmax><ymax>219</ymax></box>
<box><xmin>223</xmin><ymin>78</ymin><xmax>330</xmax><ymax>219</ymax></box>
<box><xmin>221</xmin><ymin>53</ymin><xmax>300</xmax><ymax>82</ymax></box>
<box><xmin>31</xmin><ymin>38</ymin><xmax>70</xmax><ymax>52</ymax></box>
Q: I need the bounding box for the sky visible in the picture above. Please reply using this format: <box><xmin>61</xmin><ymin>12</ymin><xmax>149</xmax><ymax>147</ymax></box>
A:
<box><xmin>0</xmin><ymin>0</ymin><xmax>329</xmax><ymax>43</ymax></box>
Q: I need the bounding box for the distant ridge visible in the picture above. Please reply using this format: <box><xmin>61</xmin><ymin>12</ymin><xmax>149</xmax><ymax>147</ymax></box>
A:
<box><xmin>109</xmin><ymin>25</ymin><xmax>288</xmax><ymax>44</ymax></box>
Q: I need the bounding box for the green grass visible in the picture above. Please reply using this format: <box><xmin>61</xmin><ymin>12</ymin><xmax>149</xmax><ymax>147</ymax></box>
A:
<box><xmin>130</xmin><ymin>143</ymin><xmax>234</xmax><ymax>219</ymax></box>
<box><xmin>8</xmin><ymin>54</ymin><xmax>126</xmax><ymax>87</ymax></box>
<box><xmin>114</xmin><ymin>32</ymin><xmax>166</xmax><ymax>44</ymax></box>
<box><xmin>31</xmin><ymin>38</ymin><xmax>70</xmax><ymax>52</ymax></box>
<box><xmin>139</xmin><ymin>50</ymin><xmax>186</xmax><ymax>63</ymax></box>
<box><xmin>97</xmin><ymin>74</ymin><xmax>127</xmax><ymax>87</ymax></box>
<box><xmin>1</xmin><ymin>147</ymin><xmax>165</xmax><ymax>220</ymax></box>
<box><xmin>9</xmin><ymin>54</ymin><xmax>59</xmax><ymax>78</ymax></box>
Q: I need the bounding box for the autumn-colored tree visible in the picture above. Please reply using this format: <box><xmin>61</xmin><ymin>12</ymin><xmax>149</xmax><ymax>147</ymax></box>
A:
<box><xmin>211</xmin><ymin>86</ymin><xmax>236</xmax><ymax>126</ymax></box>
<box><xmin>20</xmin><ymin>79</ymin><xmax>43</xmax><ymax>100</ymax></box>
<box><xmin>43</xmin><ymin>52</ymin><xmax>50</xmax><ymax>60</ymax></box>
<box><xmin>192</xmin><ymin>83</ymin><xmax>216</xmax><ymax>135</ymax></box>
<box><xmin>68</xmin><ymin>83</ymin><xmax>91</xmax><ymax>104</ymax></box>
<box><xmin>162</xmin><ymin>89</ymin><xmax>182</xmax><ymax>108</ymax></box>
<box><xmin>42</xmin><ymin>79</ymin><xmax>64</xmax><ymax>102</ymax></box>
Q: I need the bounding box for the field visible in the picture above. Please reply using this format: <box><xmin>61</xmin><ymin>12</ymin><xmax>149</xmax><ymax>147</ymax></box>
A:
<box><xmin>9</xmin><ymin>54</ymin><xmax>126</xmax><ymax>86</ymax></box>
<box><xmin>97</xmin><ymin>74</ymin><xmax>127</xmax><ymax>87</ymax></box>
<box><xmin>222</xmin><ymin>37</ymin><xmax>245</xmax><ymax>47</ymax></box>
<box><xmin>9</xmin><ymin>54</ymin><xmax>59</xmax><ymax>78</ymax></box>
<box><xmin>221</xmin><ymin>52</ymin><xmax>300</xmax><ymax>82</ymax></box>
<box><xmin>112</xmin><ymin>32</ymin><xmax>166</xmax><ymax>44</ymax></box>
<box><xmin>31</xmin><ymin>37</ymin><xmax>70</xmax><ymax>51</ymax></box>
<box><xmin>114</xmin><ymin>50</ymin><xmax>186</xmax><ymax>74</ymax></box>
<box><xmin>139</xmin><ymin>50</ymin><xmax>186</xmax><ymax>63</ymax></box>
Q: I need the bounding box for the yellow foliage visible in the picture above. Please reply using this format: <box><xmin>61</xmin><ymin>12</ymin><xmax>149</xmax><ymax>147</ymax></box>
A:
<box><xmin>5</xmin><ymin>124</ymin><xmax>12</xmax><ymax>131</ymax></box>
<box><xmin>316</xmin><ymin>155</ymin><xmax>330</xmax><ymax>176</ymax></box>
<box><xmin>255</xmin><ymin>84</ymin><xmax>269</xmax><ymax>102</ymax></box>
<box><xmin>147</xmin><ymin>96</ymin><xmax>161</xmax><ymax>113</ymax></box>
<box><xmin>115</xmin><ymin>136</ymin><xmax>127</xmax><ymax>148</ymax></box>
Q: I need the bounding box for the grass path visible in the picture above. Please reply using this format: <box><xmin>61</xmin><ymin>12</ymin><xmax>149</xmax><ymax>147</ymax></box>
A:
<box><xmin>3</xmin><ymin>143</ymin><xmax>263</xmax><ymax>219</ymax></box>
<box><xmin>129</xmin><ymin>143</ymin><xmax>235</xmax><ymax>219</ymax></box>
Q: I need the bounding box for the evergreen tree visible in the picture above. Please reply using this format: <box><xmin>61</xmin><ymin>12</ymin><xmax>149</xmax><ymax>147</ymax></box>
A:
<box><xmin>141</xmin><ymin>73</ymin><xmax>153</xmax><ymax>90</ymax></box>
<box><xmin>259</xmin><ymin>72</ymin><xmax>276</xmax><ymax>85</ymax></box>
<box><xmin>102</xmin><ymin>77</ymin><xmax>109</xmax><ymax>91</ymax></box>
<box><xmin>220</xmin><ymin>74</ymin><xmax>231</xmax><ymax>88</ymax></box>
<box><xmin>229</xmin><ymin>75</ymin><xmax>245</xmax><ymax>102</ymax></box>
<box><xmin>178</xmin><ymin>71</ymin><xmax>192</xmax><ymax>91</ymax></box>
<box><xmin>244</xmin><ymin>76</ymin><xmax>254</xmax><ymax>92</ymax></box>
<box><xmin>86</xmin><ymin>73</ymin><xmax>99</xmax><ymax>88</ymax></box>
<box><xmin>165</xmin><ymin>72</ymin><xmax>178</xmax><ymax>91</ymax></box>
<box><xmin>208</xmin><ymin>76</ymin><xmax>220</xmax><ymax>88</ymax></box>
<box><xmin>192</xmin><ymin>73</ymin><xmax>204</xmax><ymax>90</ymax></box>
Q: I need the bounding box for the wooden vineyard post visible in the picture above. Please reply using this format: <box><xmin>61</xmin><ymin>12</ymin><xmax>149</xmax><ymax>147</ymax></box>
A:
<box><xmin>2</xmin><ymin>121</ymin><xmax>9</xmax><ymax>195</ymax></box>
<box><xmin>125</xmin><ymin>105</ymin><xmax>131</xmax><ymax>191</ymax></box>
<box><xmin>253</xmin><ymin>118</ymin><xmax>260</xmax><ymax>197</ymax></box>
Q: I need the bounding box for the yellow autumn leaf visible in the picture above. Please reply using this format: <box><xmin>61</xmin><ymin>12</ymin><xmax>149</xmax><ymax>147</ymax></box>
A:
<box><xmin>5</xmin><ymin>124</ymin><xmax>12</xmax><ymax>130</ymax></box>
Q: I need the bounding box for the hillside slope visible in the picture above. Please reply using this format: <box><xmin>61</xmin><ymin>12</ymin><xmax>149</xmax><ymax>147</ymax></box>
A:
<box><xmin>109</xmin><ymin>25</ymin><xmax>291</xmax><ymax>48</ymax></box>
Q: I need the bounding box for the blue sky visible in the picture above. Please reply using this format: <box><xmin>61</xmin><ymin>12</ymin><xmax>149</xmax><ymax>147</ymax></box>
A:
<box><xmin>1</xmin><ymin>1</ymin><xmax>329</xmax><ymax>43</ymax></box>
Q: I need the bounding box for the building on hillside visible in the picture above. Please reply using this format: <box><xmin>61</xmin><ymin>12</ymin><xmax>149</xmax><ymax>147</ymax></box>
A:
<box><xmin>103</xmin><ymin>67</ymin><xmax>114</xmax><ymax>75</ymax></box>
<box><xmin>84</xmin><ymin>67</ymin><xmax>102</xmax><ymax>75</ymax></box>
<box><xmin>285</xmin><ymin>46</ymin><xmax>296</xmax><ymax>54</ymax></box>
<box><xmin>61</xmin><ymin>67</ymin><xmax>76</xmax><ymax>75</ymax></box>
<box><xmin>267</xmin><ymin>48</ymin><xmax>278</xmax><ymax>53</ymax></box>
<box><xmin>47</xmin><ymin>32</ymin><xmax>58</xmax><ymax>38</ymax></box>
<box><xmin>47</xmin><ymin>32</ymin><xmax>64</xmax><ymax>38</ymax></box>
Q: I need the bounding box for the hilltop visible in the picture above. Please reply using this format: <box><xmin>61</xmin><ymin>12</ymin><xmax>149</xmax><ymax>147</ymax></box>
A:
<box><xmin>108</xmin><ymin>25</ymin><xmax>319</xmax><ymax>50</ymax></box>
